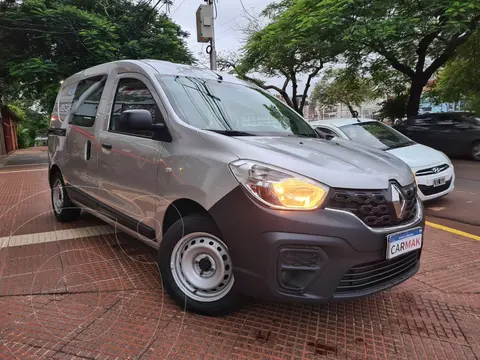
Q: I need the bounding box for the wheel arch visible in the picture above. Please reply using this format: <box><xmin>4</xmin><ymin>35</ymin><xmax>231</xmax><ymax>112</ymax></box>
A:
<box><xmin>49</xmin><ymin>164</ymin><xmax>62</xmax><ymax>187</ymax></box>
<box><xmin>162</xmin><ymin>198</ymin><xmax>219</xmax><ymax>237</ymax></box>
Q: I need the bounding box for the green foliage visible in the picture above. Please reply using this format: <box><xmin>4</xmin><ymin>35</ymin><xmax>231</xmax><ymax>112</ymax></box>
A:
<box><xmin>6</xmin><ymin>104</ymin><xmax>26</xmax><ymax>122</ymax></box>
<box><xmin>225</xmin><ymin>0</ymin><xmax>344</xmax><ymax>115</ymax></box>
<box><xmin>0</xmin><ymin>0</ymin><xmax>193</xmax><ymax>112</ymax></box>
<box><xmin>434</xmin><ymin>30</ymin><xmax>480</xmax><ymax>113</ymax></box>
<box><xmin>376</xmin><ymin>94</ymin><xmax>409</xmax><ymax>122</ymax></box>
<box><xmin>268</xmin><ymin>0</ymin><xmax>480</xmax><ymax>116</ymax></box>
<box><xmin>311</xmin><ymin>69</ymin><xmax>377</xmax><ymax>117</ymax></box>
<box><xmin>11</xmin><ymin>101</ymin><xmax>49</xmax><ymax>148</ymax></box>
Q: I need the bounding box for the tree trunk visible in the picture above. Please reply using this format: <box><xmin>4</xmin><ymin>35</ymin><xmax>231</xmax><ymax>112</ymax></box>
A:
<box><xmin>406</xmin><ymin>79</ymin><xmax>426</xmax><ymax>118</ymax></box>
<box><xmin>294</xmin><ymin>98</ymin><xmax>303</xmax><ymax>116</ymax></box>
<box><xmin>291</xmin><ymin>81</ymin><xmax>301</xmax><ymax>115</ymax></box>
<box><xmin>344</xmin><ymin>102</ymin><xmax>357</xmax><ymax>117</ymax></box>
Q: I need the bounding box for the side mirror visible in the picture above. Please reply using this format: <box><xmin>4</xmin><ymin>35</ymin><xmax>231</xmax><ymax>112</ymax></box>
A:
<box><xmin>315</xmin><ymin>128</ymin><xmax>333</xmax><ymax>140</ymax></box>
<box><xmin>314</xmin><ymin>128</ymin><xmax>326</xmax><ymax>139</ymax></box>
<box><xmin>119</xmin><ymin>109</ymin><xmax>153</xmax><ymax>131</ymax></box>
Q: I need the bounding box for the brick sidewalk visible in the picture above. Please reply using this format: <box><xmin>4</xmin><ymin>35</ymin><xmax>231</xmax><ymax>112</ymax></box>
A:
<box><xmin>0</xmin><ymin>168</ymin><xmax>479</xmax><ymax>360</ymax></box>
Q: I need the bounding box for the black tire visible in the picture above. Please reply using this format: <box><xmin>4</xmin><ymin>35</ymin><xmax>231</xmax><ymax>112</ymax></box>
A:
<box><xmin>50</xmin><ymin>171</ymin><xmax>81</xmax><ymax>222</ymax></box>
<box><xmin>158</xmin><ymin>214</ymin><xmax>243</xmax><ymax>316</ymax></box>
<box><xmin>471</xmin><ymin>142</ymin><xmax>480</xmax><ymax>161</ymax></box>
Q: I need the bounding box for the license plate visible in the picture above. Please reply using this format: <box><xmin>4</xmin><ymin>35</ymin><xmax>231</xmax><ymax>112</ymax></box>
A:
<box><xmin>433</xmin><ymin>176</ymin><xmax>446</xmax><ymax>187</ymax></box>
<box><xmin>386</xmin><ymin>227</ymin><xmax>422</xmax><ymax>260</ymax></box>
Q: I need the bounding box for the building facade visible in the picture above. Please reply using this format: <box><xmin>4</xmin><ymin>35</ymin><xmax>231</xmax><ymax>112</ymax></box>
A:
<box><xmin>0</xmin><ymin>106</ymin><xmax>20</xmax><ymax>155</ymax></box>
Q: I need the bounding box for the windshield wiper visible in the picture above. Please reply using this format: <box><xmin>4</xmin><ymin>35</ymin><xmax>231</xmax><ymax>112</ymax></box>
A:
<box><xmin>387</xmin><ymin>141</ymin><xmax>414</xmax><ymax>149</ymax></box>
<box><xmin>203</xmin><ymin>129</ymin><xmax>254</xmax><ymax>136</ymax></box>
<box><xmin>288</xmin><ymin>133</ymin><xmax>318</xmax><ymax>138</ymax></box>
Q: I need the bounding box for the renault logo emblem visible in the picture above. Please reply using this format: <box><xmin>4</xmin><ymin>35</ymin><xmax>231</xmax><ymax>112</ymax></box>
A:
<box><xmin>391</xmin><ymin>184</ymin><xmax>406</xmax><ymax>219</ymax></box>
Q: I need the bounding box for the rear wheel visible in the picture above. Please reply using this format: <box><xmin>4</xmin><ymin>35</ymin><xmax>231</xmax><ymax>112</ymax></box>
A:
<box><xmin>51</xmin><ymin>172</ymin><xmax>81</xmax><ymax>222</ymax></box>
<box><xmin>158</xmin><ymin>214</ymin><xmax>242</xmax><ymax>316</ymax></box>
<box><xmin>471</xmin><ymin>142</ymin><xmax>480</xmax><ymax>161</ymax></box>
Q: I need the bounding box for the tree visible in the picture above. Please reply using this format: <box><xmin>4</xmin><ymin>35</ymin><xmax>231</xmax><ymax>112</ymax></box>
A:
<box><xmin>376</xmin><ymin>94</ymin><xmax>409</xmax><ymax>122</ymax></box>
<box><xmin>434</xmin><ymin>30</ymin><xmax>480</xmax><ymax>113</ymax></box>
<box><xmin>275</xmin><ymin>0</ymin><xmax>480</xmax><ymax>117</ymax></box>
<box><xmin>13</xmin><ymin>103</ymin><xmax>50</xmax><ymax>148</ymax></box>
<box><xmin>219</xmin><ymin>2</ymin><xmax>342</xmax><ymax>115</ymax></box>
<box><xmin>0</xmin><ymin>0</ymin><xmax>193</xmax><ymax>112</ymax></box>
<box><xmin>311</xmin><ymin>69</ymin><xmax>377</xmax><ymax>117</ymax></box>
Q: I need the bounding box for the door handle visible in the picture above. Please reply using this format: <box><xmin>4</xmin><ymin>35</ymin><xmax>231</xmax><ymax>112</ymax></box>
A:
<box><xmin>85</xmin><ymin>140</ymin><xmax>91</xmax><ymax>160</ymax></box>
<box><xmin>102</xmin><ymin>143</ymin><xmax>112</xmax><ymax>150</ymax></box>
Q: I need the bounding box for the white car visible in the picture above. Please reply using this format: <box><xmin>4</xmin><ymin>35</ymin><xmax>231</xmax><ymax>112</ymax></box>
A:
<box><xmin>311</xmin><ymin>118</ymin><xmax>455</xmax><ymax>201</ymax></box>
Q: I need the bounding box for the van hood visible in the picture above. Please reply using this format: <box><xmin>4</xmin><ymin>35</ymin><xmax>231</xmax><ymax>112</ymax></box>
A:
<box><xmin>386</xmin><ymin>143</ymin><xmax>450</xmax><ymax>169</ymax></box>
<box><xmin>227</xmin><ymin>136</ymin><xmax>414</xmax><ymax>189</ymax></box>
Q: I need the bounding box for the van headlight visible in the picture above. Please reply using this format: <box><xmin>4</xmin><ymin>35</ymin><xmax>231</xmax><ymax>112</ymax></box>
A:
<box><xmin>229</xmin><ymin>160</ymin><xmax>329</xmax><ymax>210</ymax></box>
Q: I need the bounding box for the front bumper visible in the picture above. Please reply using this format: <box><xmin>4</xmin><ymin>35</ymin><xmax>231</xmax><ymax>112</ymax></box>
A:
<box><xmin>416</xmin><ymin>167</ymin><xmax>455</xmax><ymax>201</ymax></box>
<box><xmin>208</xmin><ymin>187</ymin><xmax>424</xmax><ymax>303</ymax></box>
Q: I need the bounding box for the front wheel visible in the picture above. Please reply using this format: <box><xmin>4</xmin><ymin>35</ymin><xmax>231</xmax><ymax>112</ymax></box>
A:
<box><xmin>471</xmin><ymin>142</ymin><xmax>480</xmax><ymax>161</ymax></box>
<box><xmin>158</xmin><ymin>214</ymin><xmax>242</xmax><ymax>316</ymax></box>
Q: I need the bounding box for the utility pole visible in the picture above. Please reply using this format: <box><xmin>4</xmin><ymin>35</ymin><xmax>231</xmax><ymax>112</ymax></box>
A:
<box><xmin>208</xmin><ymin>0</ymin><xmax>217</xmax><ymax>71</ymax></box>
<box><xmin>196</xmin><ymin>1</ymin><xmax>217</xmax><ymax>70</ymax></box>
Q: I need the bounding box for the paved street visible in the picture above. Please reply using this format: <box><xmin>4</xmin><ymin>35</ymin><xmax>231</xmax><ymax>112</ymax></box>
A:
<box><xmin>0</xmin><ymin>147</ymin><xmax>49</xmax><ymax>167</ymax></box>
<box><xmin>424</xmin><ymin>160</ymin><xmax>480</xmax><ymax>234</ymax></box>
<box><xmin>0</xmin><ymin>148</ymin><xmax>479</xmax><ymax>360</ymax></box>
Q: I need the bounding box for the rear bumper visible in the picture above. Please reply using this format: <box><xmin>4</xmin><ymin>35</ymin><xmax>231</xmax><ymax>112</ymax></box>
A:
<box><xmin>209</xmin><ymin>187</ymin><xmax>424</xmax><ymax>303</ymax></box>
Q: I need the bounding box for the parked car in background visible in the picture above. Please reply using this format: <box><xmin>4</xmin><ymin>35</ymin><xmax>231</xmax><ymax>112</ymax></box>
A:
<box><xmin>48</xmin><ymin>60</ymin><xmax>424</xmax><ymax>316</ymax></box>
<box><xmin>311</xmin><ymin>118</ymin><xmax>455</xmax><ymax>201</ymax></box>
<box><xmin>392</xmin><ymin>112</ymin><xmax>480</xmax><ymax>161</ymax></box>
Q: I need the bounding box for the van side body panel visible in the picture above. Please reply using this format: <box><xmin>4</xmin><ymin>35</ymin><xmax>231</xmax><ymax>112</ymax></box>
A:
<box><xmin>49</xmin><ymin>60</ymin><xmax>240</xmax><ymax>247</ymax></box>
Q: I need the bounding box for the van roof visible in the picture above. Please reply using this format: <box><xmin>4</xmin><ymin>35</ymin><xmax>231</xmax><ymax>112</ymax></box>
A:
<box><xmin>63</xmin><ymin>59</ymin><xmax>249</xmax><ymax>87</ymax></box>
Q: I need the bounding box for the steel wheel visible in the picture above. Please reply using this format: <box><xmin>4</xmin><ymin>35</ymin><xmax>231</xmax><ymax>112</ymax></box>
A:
<box><xmin>52</xmin><ymin>179</ymin><xmax>64</xmax><ymax>214</ymax></box>
<box><xmin>170</xmin><ymin>232</ymin><xmax>234</xmax><ymax>302</ymax></box>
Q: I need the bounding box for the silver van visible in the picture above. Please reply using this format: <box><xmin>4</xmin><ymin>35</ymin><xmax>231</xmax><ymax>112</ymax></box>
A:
<box><xmin>48</xmin><ymin>60</ymin><xmax>424</xmax><ymax>316</ymax></box>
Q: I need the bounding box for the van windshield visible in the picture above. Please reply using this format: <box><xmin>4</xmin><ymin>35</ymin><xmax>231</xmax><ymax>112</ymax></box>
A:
<box><xmin>158</xmin><ymin>75</ymin><xmax>317</xmax><ymax>137</ymax></box>
<box><xmin>340</xmin><ymin>121</ymin><xmax>415</xmax><ymax>150</ymax></box>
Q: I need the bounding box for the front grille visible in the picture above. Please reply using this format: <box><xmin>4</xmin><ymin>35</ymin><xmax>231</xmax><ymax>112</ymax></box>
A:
<box><xmin>415</xmin><ymin>164</ymin><xmax>449</xmax><ymax>176</ymax></box>
<box><xmin>326</xmin><ymin>182</ymin><xmax>417</xmax><ymax>228</ymax></box>
<box><xmin>278</xmin><ymin>247</ymin><xmax>321</xmax><ymax>268</ymax></box>
<box><xmin>418</xmin><ymin>179</ymin><xmax>452</xmax><ymax>196</ymax></box>
<box><xmin>334</xmin><ymin>250</ymin><xmax>420</xmax><ymax>294</ymax></box>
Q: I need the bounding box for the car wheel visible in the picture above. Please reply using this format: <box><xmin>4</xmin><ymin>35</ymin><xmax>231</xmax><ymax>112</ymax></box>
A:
<box><xmin>471</xmin><ymin>142</ymin><xmax>480</xmax><ymax>161</ymax></box>
<box><xmin>158</xmin><ymin>214</ymin><xmax>243</xmax><ymax>316</ymax></box>
<box><xmin>51</xmin><ymin>172</ymin><xmax>81</xmax><ymax>222</ymax></box>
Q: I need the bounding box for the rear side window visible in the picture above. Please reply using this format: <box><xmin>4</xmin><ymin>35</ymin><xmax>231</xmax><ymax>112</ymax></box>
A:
<box><xmin>73</xmin><ymin>76</ymin><xmax>105</xmax><ymax>102</ymax></box>
<box><xmin>52</xmin><ymin>83</ymin><xmax>77</xmax><ymax>123</ymax></box>
<box><xmin>70</xmin><ymin>80</ymin><xmax>106</xmax><ymax>127</ymax></box>
<box><xmin>413</xmin><ymin>116</ymin><xmax>433</xmax><ymax>126</ymax></box>
<box><xmin>436</xmin><ymin>114</ymin><xmax>459</xmax><ymax>126</ymax></box>
<box><xmin>109</xmin><ymin>78</ymin><xmax>164</xmax><ymax>137</ymax></box>
<box><xmin>52</xmin><ymin>75</ymin><xmax>106</xmax><ymax>124</ymax></box>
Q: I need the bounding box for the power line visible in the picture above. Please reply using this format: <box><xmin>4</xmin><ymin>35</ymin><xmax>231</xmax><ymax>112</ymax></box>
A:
<box><xmin>217</xmin><ymin>14</ymin><xmax>242</xmax><ymax>27</ymax></box>
<box><xmin>239</xmin><ymin>0</ymin><xmax>257</xmax><ymax>22</ymax></box>
<box><xmin>171</xmin><ymin>0</ymin><xmax>187</xmax><ymax>16</ymax></box>
<box><xmin>151</xmin><ymin>0</ymin><xmax>163</xmax><ymax>12</ymax></box>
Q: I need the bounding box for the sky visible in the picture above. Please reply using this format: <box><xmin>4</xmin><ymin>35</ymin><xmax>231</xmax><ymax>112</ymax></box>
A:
<box><xmin>167</xmin><ymin>0</ymin><xmax>314</xmax><ymax>93</ymax></box>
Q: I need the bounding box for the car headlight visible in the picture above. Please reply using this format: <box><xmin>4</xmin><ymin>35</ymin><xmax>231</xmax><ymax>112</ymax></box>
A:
<box><xmin>443</xmin><ymin>153</ymin><xmax>452</xmax><ymax>165</ymax></box>
<box><xmin>229</xmin><ymin>160</ymin><xmax>329</xmax><ymax>210</ymax></box>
